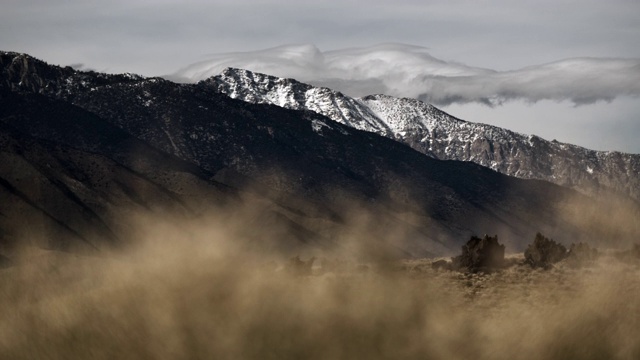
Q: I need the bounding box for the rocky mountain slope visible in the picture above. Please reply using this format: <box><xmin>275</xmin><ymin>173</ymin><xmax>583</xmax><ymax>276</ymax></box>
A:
<box><xmin>0</xmin><ymin>90</ymin><xmax>238</xmax><ymax>252</ymax></box>
<box><xmin>1</xmin><ymin>51</ymin><xmax>638</xmax><ymax>257</ymax></box>
<box><xmin>205</xmin><ymin>68</ymin><xmax>640</xmax><ymax>201</ymax></box>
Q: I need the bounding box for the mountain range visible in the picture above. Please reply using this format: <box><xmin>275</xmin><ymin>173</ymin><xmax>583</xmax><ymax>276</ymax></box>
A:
<box><xmin>1</xmin><ymin>51</ymin><xmax>638</xmax><ymax>258</ymax></box>
<box><xmin>207</xmin><ymin>67</ymin><xmax>640</xmax><ymax>201</ymax></box>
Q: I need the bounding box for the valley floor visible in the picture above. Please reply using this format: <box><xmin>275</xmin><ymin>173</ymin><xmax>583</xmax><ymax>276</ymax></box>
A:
<box><xmin>0</xmin><ymin>247</ymin><xmax>638</xmax><ymax>360</ymax></box>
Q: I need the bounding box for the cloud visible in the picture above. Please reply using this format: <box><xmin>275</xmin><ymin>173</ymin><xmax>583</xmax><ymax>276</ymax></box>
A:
<box><xmin>170</xmin><ymin>44</ymin><xmax>640</xmax><ymax>107</ymax></box>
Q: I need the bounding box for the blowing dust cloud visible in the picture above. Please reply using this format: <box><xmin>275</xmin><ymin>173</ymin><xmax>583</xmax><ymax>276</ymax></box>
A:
<box><xmin>1</xmin><ymin>207</ymin><xmax>639</xmax><ymax>360</ymax></box>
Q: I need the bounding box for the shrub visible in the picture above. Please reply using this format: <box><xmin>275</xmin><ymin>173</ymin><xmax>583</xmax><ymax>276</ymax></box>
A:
<box><xmin>452</xmin><ymin>234</ymin><xmax>504</xmax><ymax>273</ymax></box>
<box><xmin>524</xmin><ymin>233</ymin><xmax>567</xmax><ymax>269</ymax></box>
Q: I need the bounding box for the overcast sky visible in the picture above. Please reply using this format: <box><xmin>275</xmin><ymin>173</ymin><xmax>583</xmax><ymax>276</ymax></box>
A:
<box><xmin>2</xmin><ymin>0</ymin><xmax>639</xmax><ymax>153</ymax></box>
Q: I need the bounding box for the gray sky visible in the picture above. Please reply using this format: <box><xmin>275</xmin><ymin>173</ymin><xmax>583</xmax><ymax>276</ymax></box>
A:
<box><xmin>2</xmin><ymin>0</ymin><xmax>639</xmax><ymax>153</ymax></box>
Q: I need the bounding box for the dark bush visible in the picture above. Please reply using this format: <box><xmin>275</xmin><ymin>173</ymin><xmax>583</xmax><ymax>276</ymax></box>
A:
<box><xmin>524</xmin><ymin>232</ymin><xmax>567</xmax><ymax>269</ymax></box>
<box><xmin>452</xmin><ymin>234</ymin><xmax>505</xmax><ymax>273</ymax></box>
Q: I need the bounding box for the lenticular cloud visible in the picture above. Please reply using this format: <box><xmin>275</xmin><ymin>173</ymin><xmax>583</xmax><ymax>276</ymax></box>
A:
<box><xmin>170</xmin><ymin>43</ymin><xmax>640</xmax><ymax>107</ymax></box>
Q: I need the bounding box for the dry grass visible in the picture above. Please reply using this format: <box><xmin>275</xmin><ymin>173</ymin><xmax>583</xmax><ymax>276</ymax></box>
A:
<box><xmin>0</xmin><ymin>222</ymin><xmax>639</xmax><ymax>360</ymax></box>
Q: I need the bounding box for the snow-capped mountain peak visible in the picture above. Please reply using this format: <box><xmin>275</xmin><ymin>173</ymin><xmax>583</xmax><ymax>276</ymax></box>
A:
<box><xmin>204</xmin><ymin>68</ymin><xmax>395</xmax><ymax>136</ymax></box>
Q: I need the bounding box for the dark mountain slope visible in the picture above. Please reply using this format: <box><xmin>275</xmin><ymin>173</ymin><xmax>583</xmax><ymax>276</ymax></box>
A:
<box><xmin>0</xmin><ymin>92</ymin><xmax>238</xmax><ymax>252</ymax></box>
<box><xmin>0</xmin><ymin>90</ymin><xmax>357</xmax><ymax>256</ymax></box>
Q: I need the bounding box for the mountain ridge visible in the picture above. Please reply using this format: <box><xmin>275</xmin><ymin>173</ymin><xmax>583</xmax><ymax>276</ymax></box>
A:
<box><xmin>205</xmin><ymin>67</ymin><xmax>640</xmax><ymax>201</ymax></box>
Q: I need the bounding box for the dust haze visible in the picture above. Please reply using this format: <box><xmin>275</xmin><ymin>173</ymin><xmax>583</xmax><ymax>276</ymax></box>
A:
<box><xmin>1</xmin><ymin>199</ymin><xmax>639</xmax><ymax>360</ymax></box>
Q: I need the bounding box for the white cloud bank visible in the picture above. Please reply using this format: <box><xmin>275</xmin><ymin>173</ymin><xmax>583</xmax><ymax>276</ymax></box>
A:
<box><xmin>170</xmin><ymin>43</ymin><xmax>640</xmax><ymax>107</ymax></box>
